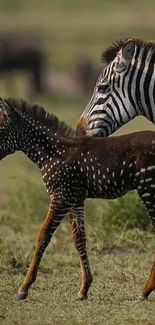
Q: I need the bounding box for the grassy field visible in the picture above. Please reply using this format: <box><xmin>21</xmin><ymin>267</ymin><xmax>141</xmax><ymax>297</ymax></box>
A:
<box><xmin>1</xmin><ymin>1</ymin><xmax>155</xmax><ymax>324</ymax></box>
<box><xmin>1</xmin><ymin>252</ymin><xmax>155</xmax><ymax>325</ymax></box>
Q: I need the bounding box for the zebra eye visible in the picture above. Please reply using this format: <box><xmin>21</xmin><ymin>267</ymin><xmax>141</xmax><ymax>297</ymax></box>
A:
<box><xmin>98</xmin><ymin>84</ymin><xmax>110</xmax><ymax>93</ymax></box>
<box><xmin>114</xmin><ymin>62</ymin><xmax>127</xmax><ymax>73</ymax></box>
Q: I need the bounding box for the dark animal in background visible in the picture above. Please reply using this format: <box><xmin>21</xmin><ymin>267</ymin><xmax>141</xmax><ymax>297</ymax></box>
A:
<box><xmin>74</xmin><ymin>57</ymin><xmax>101</xmax><ymax>95</ymax></box>
<box><xmin>0</xmin><ymin>34</ymin><xmax>46</xmax><ymax>96</ymax></box>
<box><xmin>0</xmin><ymin>98</ymin><xmax>154</xmax><ymax>302</ymax></box>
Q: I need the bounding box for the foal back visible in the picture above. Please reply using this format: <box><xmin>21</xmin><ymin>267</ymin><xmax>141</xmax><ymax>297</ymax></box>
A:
<box><xmin>42</xmin><ymin>130</ymin><xmax>155</xmax><ymax>202</ymax></box>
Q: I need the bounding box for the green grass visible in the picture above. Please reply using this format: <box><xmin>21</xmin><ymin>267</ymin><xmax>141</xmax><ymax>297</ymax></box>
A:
<box><xmin>1</xmin><ymin>252</ymin><xmax>155</xmax><ymax>325</ymax></box>
<box><xmin>1</xmin><ymin>1</ymin><xmax>155</xmax><ymax>324</ymax></box>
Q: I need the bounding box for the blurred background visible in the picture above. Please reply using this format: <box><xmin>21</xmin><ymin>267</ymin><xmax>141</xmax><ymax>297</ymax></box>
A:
<box><xmin>0</xmin><ymin>0</ymin><xmax>155</xmax><ymax>266</ymax></box>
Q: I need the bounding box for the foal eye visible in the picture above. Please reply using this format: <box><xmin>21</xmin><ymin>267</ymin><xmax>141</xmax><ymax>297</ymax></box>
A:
<box><xmin>97</xmin><ymin>84</ymin><xmax>110</xmax><ymax>93</ymax></box>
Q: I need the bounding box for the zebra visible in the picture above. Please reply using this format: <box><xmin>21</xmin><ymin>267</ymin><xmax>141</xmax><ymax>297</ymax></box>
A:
<box><xmin>76</xmin><ymin>38</ymin><xmax>155</xmax><ymax>137</ymax></box>
<box><xmin>0</xmin><ymin>98</ymin><xmax>155</xmax><ymax>301</ymax></box>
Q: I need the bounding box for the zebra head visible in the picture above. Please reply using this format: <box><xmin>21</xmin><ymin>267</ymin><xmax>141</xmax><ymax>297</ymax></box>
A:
<box><xmin>76</xmin><ymin>38</ymin><xmax>155</xmax><ymax>137</ymax></box>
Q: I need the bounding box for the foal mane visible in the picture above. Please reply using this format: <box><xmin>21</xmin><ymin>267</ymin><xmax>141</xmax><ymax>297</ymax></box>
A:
<box><xmin>101</xmin><ymin>38</ymin><xmax>155</xmax><ymax>65</ymax></box>
<box><xmin>4</xmin><ymin>98</ymin><xmax>75</xmax><ymax>137</ymax></box>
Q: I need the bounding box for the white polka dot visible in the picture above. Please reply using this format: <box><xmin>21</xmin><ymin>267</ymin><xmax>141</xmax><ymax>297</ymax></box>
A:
<box><xmin>147</xmin><ymin>165</ymin><xmax>155</xmax><ymax>171</ymax></box>
<box><xmin>141</xmin><ymin>193</ymin><xmax>150</xmax><ymax>197</ymax></box>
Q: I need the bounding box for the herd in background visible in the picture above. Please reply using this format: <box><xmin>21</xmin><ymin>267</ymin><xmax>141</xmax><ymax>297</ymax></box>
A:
<box><xmin>0</xmin><ymin>33</ymin><xmax>99</xmax><ymax>97</ymax></box>
<box><xmin>0</xmin><ymin>34</ymin><xmax>46</xmax><ymax>96</ymax></box>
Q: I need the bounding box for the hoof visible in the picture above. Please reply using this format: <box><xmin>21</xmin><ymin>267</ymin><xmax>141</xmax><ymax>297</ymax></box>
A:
<box><xmin>77</xmin><ymin>294</ymin><xmax>87</xmax><ymax>301</ymax></box>
<box><xmin>135</xmin><ymin>295</ymin><xmax>148</xmax><ymax>302</ymax></box>
<box><xmin>16</xmin><ymin>291</ymin><xmax>28</xmax><ymax>301</ymax></box>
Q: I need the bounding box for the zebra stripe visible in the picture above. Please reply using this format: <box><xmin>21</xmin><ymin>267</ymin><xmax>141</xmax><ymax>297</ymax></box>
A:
<box><xmin>76</xmin><ymin>38</ymin><xmax>155</xmax><ymax>137</ymax></box>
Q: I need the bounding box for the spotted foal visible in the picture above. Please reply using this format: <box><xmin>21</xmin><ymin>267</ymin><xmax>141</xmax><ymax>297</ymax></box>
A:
<box><xmin>0</xmin><ymin>98</ymin><xmax>155</xmax><ymax>302</ymax></box>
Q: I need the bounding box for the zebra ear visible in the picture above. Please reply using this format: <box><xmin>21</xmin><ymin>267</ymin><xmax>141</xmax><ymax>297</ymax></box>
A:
<box><xmin>122</xmin><ymin>39</ymin><xmax>135</xmax><ymax>62</ymax></box>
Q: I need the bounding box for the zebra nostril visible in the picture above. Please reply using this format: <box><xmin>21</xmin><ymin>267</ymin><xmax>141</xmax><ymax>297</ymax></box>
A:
<box><xmin>93</xmin><ymin>131</ymin><xmax>104</xmax><ymax>137</ymax></box>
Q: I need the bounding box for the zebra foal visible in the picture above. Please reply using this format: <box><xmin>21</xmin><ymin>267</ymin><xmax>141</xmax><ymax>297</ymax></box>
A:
<box><xmin>76</xmin><ymin>38</ymin><xmax>155</xmax><ymax>137</ymax></box>
<box><xmin>0</xmin><ymin>98</ymin><xmax>155</xmax><ymax>301</ymax></box>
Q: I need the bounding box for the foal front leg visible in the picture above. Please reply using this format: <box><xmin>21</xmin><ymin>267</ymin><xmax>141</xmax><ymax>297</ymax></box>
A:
<box><xmin>16</xmin><ymin>199</ymin><xmax>68</xmax><ymax>300</ymax></box>
<box><xmin>140</xmin><ymin>261</ymin><xmax>155</xmax><ymax>300</ymax></box>
<box><xmin>138</xmin><ymin>188</ymin><xmax>155</xmax><ymax>300</ymax></box>
<box><xmin>69</xmin><ymin>205</ymin><xmax>93</xmax><ymax>300</ymax></box>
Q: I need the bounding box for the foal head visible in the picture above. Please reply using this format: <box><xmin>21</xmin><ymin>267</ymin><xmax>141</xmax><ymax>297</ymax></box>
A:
<box><xmin>0</xmin><ymin>98</ymin><xmax>75</xmax><ymax>162</ymax></box>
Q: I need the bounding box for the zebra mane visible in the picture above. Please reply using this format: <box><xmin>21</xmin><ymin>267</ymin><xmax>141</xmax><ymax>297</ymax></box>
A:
<box><xmin>101</xmin><ymin>38</ymin><xmax>155</xmax><ymax>64</ymax></box>
<box><xmin>4</xmin><ymin>98</ymin><xmax>75</xmax><ymax>137</ymax></box>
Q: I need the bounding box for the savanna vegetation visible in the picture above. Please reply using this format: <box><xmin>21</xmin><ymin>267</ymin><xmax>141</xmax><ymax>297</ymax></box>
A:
<box><xmin>1</xmin><ymin>1</ymin><xmax>155</xmax><ymax>324</ymax></box>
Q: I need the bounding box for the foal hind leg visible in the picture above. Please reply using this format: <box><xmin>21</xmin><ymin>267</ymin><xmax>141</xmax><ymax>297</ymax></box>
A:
<box><xmin>69</xmin><ymin>205</ymin><xmax>93</xmax><ymax>300</ymax></box>
<box><xmin>138</xmin><ymin>187</ymin><xmax>155</xmax><ymax>300</ymax></box>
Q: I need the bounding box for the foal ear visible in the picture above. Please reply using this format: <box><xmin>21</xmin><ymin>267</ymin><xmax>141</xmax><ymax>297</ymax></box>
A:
<box><xmin>0</xmin><ymin>99</ymin><xmax>10</xmax><ymax>117</ymax></box>
<box><xmin>0</xmin><ymin>99</ymin><xmax>13</xmax><ymax>118</ymax></box>
<box><xmin>122</xmin><ymin>39</ymin><xmax>135</xmax><ymax>62</ymax></box>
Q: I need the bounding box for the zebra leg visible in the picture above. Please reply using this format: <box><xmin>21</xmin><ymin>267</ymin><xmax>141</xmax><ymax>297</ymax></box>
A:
<box><xmin>16</xmin><ymin>198</ymin><xmax>69</xmax><ymax>301</ymax></box>
<box><xmin>69</xmin><ymin>205</ymin><xmax>93</xmax><ymax>300</ymax></box>
<box><xmin>138</xmin><ymin>188</ymin><xmax>155</xmax><ymax>300</ymax></box>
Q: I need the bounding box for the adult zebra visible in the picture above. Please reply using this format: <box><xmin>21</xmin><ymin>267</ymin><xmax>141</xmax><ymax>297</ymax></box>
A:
<box><xmin>76</xmin><ymin>38</ymin><xmax>155</xmax><ymax>137</ymax></box>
